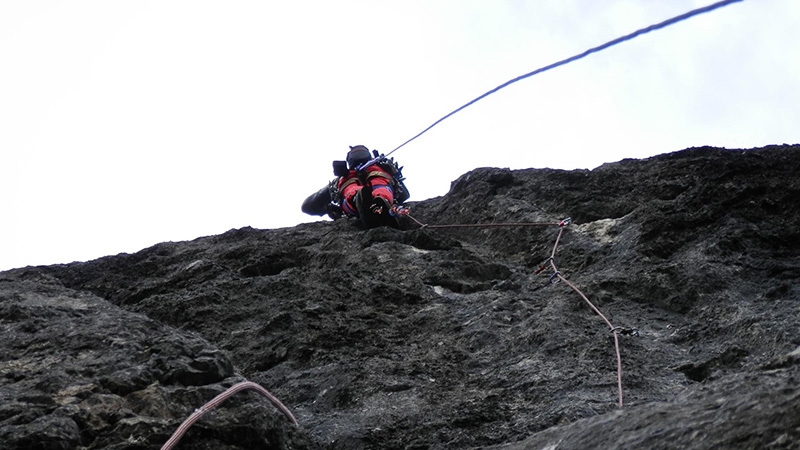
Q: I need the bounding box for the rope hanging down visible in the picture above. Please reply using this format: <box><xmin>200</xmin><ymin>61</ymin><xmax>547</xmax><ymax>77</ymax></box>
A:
<box><xmin>535</xmin><ymin>220</ymin><xmax>632</xmax><ymax>407</ymax></box>
<box><xmin>387</xmin><ymin>0</ymin><xmax>744</xmax><ymax>156</ymax></box>
<box><xmin>407</xmin><ymin>214</ymin><xmax>633</xmax><ymax>407</ymax></box>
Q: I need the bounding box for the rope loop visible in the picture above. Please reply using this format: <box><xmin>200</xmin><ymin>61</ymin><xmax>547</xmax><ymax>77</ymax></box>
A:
<box><xmin>161</xmin><ymin>381</ymin><xmax>298</xmax><ymax>450</ymax></box>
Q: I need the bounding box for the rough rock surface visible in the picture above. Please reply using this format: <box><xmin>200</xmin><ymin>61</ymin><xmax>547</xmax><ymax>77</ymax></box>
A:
<box><xmin>1</xmin><ymin>144</ymin><xmax>799</xmax><ymax>449</ymax></box>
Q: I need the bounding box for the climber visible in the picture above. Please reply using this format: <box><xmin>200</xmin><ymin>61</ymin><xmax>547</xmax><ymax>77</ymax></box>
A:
<box><xmin>301</xmin><ymin>145</ymin><xmax>410</xmax><ymax>229</ymax></box>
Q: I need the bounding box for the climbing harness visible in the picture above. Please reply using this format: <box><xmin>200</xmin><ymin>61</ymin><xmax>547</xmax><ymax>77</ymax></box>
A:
<box><xmin>391</xmin><ymin>204</ymin><xmax>411</xmax><ymax>217</ymax></box>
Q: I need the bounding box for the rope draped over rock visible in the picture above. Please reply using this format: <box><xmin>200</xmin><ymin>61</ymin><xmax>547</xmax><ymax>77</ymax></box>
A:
<box><xmin>161</xmin><ymin>213</ymin><xmax>635</xmax><ymax>448</ymax></box>
<box><xmin>161</xmin><ymin>381</ymin><xmax>298</xmax><ymax>450</ymax></box>
<box><xmin>409</xmin><ymin>214</ymin><xmax>633</xmax><ymax>408</ymax></box>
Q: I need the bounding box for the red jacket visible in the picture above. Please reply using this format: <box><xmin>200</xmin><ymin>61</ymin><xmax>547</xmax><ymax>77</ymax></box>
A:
<box><xmin>337</xmin><ymin>164</ymin><xmax>394</xmax><ymax>216</ymax></box>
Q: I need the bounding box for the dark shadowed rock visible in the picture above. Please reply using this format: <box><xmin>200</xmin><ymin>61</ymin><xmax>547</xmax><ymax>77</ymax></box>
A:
<box><xmin>2</xmin><ymin>144</ymin><xmax>799</xmax><ymax>449</ymax></box>
<box><xmin>0</xmin><ymin>270</ymin><xmax>309</xmax><ymax>449</ymax></box>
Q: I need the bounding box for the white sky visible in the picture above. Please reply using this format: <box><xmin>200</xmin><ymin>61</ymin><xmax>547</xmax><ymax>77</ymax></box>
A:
<box><xmin>1</xmin><ymin>1</ymin><xmax>798</xmax><ymax>271</ymax></box>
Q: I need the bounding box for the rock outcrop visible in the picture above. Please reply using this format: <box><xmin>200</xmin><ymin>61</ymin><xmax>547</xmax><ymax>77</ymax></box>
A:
<box><xmin>2</xmin><ymin>144</ymin><xmax>798</xmax><ymax>449</ymax></box>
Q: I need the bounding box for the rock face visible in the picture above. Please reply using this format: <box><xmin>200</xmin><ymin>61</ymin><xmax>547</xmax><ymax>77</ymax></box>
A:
<box><xmin>1</xmin><ymin>144</ymin><xmax>799</xmax><ymax>449</ymax></box>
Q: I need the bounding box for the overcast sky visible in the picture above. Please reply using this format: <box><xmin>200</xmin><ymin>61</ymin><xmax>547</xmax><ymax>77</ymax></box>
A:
<box><xmin>1</xmin><ymin>1</ymin><xmax>798</xmax><ymax>271</ymax></box>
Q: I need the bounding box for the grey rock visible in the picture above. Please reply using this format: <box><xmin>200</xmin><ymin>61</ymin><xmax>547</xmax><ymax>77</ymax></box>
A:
<box><xmin>2</xmin><ymin>145</ymin><xmax>799</xmax><ymax>449</ymax></box>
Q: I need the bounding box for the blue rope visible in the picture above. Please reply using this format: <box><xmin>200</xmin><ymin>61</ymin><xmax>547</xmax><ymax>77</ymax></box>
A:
<box><xmin>387</xmin><ymin>0</ymin><xmax>745</xmax><ymax>156</ymax></box>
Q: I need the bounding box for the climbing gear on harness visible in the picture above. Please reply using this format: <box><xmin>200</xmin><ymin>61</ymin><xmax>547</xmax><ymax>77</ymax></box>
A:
<box><xmin>391</xmin><ymin>204</ymin><xmax>410</xmax><ymax>216</ymax></box>
<box><xmin>371</xmin><ymin>197</ymin><xmax>391</xmax><ymax>215</ymax></box>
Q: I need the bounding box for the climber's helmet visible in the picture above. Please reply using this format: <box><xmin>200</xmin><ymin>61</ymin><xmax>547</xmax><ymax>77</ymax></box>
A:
<box><xmin>347</xmin><ymin>145</ymin><xmax>371</xmax><ymax>170</ymax></box>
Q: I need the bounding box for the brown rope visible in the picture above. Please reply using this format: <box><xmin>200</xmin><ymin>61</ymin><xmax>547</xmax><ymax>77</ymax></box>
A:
<box><xmin>405</xmin><ymin>213</ymin><xmax>558</xmax><ymax>229</ymax></box>
<box><xmin>548</xmin><ymin>224</ymin><xmax>625</xmax><ymax>408</ymax></box>
<box><xmin>407</xmin><ymin>214</ymin><xmax>627</xmax><ymax>407</ymax></box>
<box><xmin>161</xmin><ymin>381</ymin><xmax>298</xmax><ymax>450</ymax></box>
<box><xmin>424</xmin><ymin>221</ymin><xmax>559</xmax><ymax>229</ymax></box>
